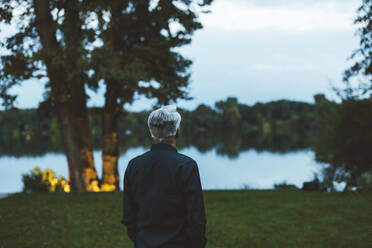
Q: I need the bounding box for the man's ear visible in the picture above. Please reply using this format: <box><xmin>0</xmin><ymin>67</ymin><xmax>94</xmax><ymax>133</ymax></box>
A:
<box><xmin>176</xmin><ymin>128</ymin><xmax>180</xmax><ymax>138</ymax></box>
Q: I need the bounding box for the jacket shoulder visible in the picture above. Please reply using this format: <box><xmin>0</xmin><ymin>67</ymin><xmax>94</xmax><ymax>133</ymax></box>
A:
<box><xmin>176</xmin><ymin>152</ymin><xmax>198</xmax><ymax>168</ymax></box>
<box><xmin>127</xmin><ymin>151</ymin><xmax>151</xmax><ymax>169</ymax></box>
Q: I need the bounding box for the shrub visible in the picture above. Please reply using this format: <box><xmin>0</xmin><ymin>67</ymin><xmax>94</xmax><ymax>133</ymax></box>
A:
<box><xmin>274</xmin><ymin>181</ymin><xmax>299</xmax><ymax>190</ymax></box>
<box><xmin>22</xmin><ymin>166</ymin><xmax>70</xmax><ymax>193</ymax></box>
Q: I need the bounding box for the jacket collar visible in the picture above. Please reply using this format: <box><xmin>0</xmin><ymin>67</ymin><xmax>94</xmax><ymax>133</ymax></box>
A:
<box><xmin>151</xmin><ymin>143</ymin><xmax>178</xmax><ymax>153</ymax></box>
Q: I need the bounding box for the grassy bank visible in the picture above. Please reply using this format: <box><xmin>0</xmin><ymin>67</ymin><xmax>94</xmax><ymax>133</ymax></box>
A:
<box><xmin>1</xmin><ymin>190</ymin><xmax>371</xmax><ymax>248</ymax></box>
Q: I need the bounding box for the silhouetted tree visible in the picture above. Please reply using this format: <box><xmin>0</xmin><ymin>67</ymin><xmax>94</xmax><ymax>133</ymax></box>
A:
<box><xmin>342</xmin><ymin>0</ymin><xmax>372</xmax><ymax>97</ymax></box>
<box><xmin>215</xmin><ymin>97</ymin><xmax>242</xmax><ymax>129</ymax></box>
<box><xmin>91</xmin><ymin>0</ymin><xmax>213</xmax><ymax>189</ymax></box>
<box><xmin>0</xmin><ymin>0</ymin><xmax>101</xmax><ymax>191</ymax></box>
<box><xmin>314</xmin><ymin>0</ymin><xmax>372</xmax><ymax>189</ymax></box>
<box><xmin>314</xmin><ymin>98</ymin><xmax>372</xmax><ymax>187</ymax></box>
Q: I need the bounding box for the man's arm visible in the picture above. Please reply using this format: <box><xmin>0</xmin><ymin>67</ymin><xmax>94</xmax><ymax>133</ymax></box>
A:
<box><xmin>121</xmin><ymin>166</ymin><xmax>137</xmax><ymax>242</ymax></box>
<box><xmin>183</xmin><ymin>160</ymin><xmax>207</xmax><ymax>248</ymax></box>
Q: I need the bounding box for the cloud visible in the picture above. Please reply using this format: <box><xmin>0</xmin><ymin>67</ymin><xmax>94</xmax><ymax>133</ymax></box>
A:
<box><xmin>200</xmin><ymin>0</ymin><xmax>359</xmax><ymax>32</ymax></box>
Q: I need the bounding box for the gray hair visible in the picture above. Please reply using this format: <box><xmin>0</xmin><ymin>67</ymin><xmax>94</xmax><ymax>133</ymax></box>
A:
<box><xmin>148</xmin><ymin>105</ymin><xmax>181</xmax><ymax>141</ymax></box>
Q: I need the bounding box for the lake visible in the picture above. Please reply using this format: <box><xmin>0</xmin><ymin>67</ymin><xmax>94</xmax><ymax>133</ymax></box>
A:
<box><xmin>0</xmin><ymin>147</ymin><xmax>324</xmax><ymax>193</ymax></box>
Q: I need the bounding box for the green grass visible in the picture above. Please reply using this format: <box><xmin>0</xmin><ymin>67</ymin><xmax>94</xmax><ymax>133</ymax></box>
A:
<box><xmin>1</xmin><ymin>190</ymin><xmax>372</xmax><ymax>248</ymax></box>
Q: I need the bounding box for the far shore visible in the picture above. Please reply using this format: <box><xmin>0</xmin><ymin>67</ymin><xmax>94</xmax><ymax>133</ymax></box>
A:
<box><xmin>0</xmin><ymin>193</ymin><xmax>9</xmax><ymax>199</ymax></box>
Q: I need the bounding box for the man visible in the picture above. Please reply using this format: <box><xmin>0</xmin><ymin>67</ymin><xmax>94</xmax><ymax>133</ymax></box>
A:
<box><xmin>122</xmin><ymin>105</ymin><xmax>207</xmax><ymax>248</ymax></box>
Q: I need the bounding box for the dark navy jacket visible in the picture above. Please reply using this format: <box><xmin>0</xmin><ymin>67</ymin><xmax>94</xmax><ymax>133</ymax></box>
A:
<box><xmin>121</xmin><ymin>143</ymin><xmax>207</xmax><ymax>248</ymax></box>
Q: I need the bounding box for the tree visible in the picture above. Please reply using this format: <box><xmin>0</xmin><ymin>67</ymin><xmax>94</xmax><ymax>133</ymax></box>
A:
<box><xmin>313</xmin><ymin>97</ymin><xmax>372</xmax><ymax>188</ymax></box>
<box><xmin>215</xmin><ymin>97</ymin><xmax>242</xmax><ymax>129</ymax></box>
<box><xmin>1</xmin><ymin>0</ymin><xmax>101</xmax><ymax>191</ymax></box>
<box><xmin>314</xmin><ymin>0</ymin><xmax>372</xmax><ymax>189</ymax></box>
<box><xmin>0</xmin><ymin>0</ymin><xmax>213</xmax><ymax>191</ymax></box>
<box><xmin>312</xmin><ymin>1</ymin><xmax>372</xmax><ymax>190</ymax></box>
<box><xmin>342</xmin><ymin>0</ymin><xmax>372</xmax><ymax>97</ymax></box>
<box><xmin>90</xmin><ymin>0</ymin><xmax>213</xmax><ymax>189</ymax></box>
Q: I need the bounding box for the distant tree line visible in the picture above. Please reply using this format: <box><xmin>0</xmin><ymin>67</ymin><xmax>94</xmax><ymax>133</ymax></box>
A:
<box><xmin>0</xmin><ymin>96</ymin><xmax>318</xmax><ymax>157</ymax></box>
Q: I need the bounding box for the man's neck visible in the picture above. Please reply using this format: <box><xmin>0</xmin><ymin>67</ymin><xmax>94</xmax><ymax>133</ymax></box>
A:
<box><xmin>154</xmin><ymin>138</ymin><xmax>177</xmax><ymax>149</ymax></box>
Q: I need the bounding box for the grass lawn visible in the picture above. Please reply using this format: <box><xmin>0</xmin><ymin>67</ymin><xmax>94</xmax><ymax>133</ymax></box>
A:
<box><xmin>1</xmin><ymin>190</ymin><xmax>371</xmax><ymax>248</ymax></box>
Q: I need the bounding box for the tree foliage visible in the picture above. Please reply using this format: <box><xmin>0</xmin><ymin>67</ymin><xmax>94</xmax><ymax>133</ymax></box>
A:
<box><xmin>0</xmin><ymin>0</ymin><xmax>95</xmax><ymax>108</ymax></box>
<box><xmin>0</xmin><ymin>0</ymin><xmax>212</xmax><ymax>108</ymax></box>
<box><xmin>89</xmin><ymin>0</ymin><xmax>213</xmax><ymax>107</ymax></box>
<box><xmin>342</xmin><ymin>0</ymin><xmax>372</xmax><ymax>97</ymax></box>
<box><xmin>313</xmin><ymin>97</ymin><xmax>372</xmax><ymax>187</ymax></box>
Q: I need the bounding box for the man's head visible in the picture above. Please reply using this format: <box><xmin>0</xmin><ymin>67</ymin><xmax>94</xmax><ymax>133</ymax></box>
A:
<box><xmin>147</xmin><ymin>105</ymin><xmax>181</xmax><ymax>143</ymax></box>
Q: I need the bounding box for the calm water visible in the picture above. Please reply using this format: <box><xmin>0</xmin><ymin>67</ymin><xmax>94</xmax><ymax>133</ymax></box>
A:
<box><xmin>0</xmin><ymin>147</ymin><xmax>322</xmax><ymax>193</ymax></box>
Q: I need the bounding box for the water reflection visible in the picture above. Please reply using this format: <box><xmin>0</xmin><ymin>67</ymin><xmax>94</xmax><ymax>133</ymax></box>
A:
<box><xmin>0</xmin><ymin>147</ymin><xmax>320</xmax><ymax>193</ymax></box>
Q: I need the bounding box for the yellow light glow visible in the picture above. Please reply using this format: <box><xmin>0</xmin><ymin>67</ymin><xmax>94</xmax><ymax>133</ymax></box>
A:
<box><xmin>64</xmin><ymin>184</ymin><xmax>70</xmax><ymax>193</ymax></box>
<box><xmin>101</xmin><ymin>184</ymin><xmax>116</xmax><ymax>192</ymax></box>
<box><xmin>91</xmin><ymin>180</ymin><xmax>101</xmax><ymax>192</ymax></box>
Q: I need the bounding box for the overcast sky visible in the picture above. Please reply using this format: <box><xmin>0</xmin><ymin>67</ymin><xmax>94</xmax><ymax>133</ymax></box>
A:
<box><xmin>1</xmin><ymin>0</ymin><xmax>361</xmax><ymax>110</ymax></box>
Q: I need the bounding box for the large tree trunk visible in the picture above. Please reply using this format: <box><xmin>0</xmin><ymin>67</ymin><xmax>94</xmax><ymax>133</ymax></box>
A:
<box><xmin>100</xmin><ymin>2</ymin><xmax>124</xmax><ymax>191</ymax></box>
<box><xmin>34</xmin><ymin>0</ymin><xmax>99</xmax><ymax>191</ymax></box>
<box><xmin>101</xmin><ymin>83</ymin><xmax>120</xmax><ymax>191</ymax></box>
<box><xmin>55</xmin><ymin>84</ymin><xmax>99</xmax><ymax>192</ymax></box>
